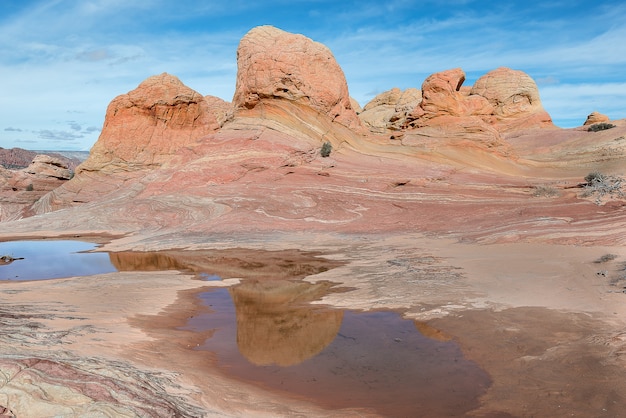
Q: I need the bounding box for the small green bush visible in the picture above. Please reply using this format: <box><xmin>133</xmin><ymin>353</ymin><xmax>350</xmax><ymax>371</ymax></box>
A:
<box><xmin>588</xmin><ymin>122</ymin><xmax>616</xmax><ymax>132</ymax></box>
<box><xmin>320</xmin><ymin>141</ymin><xmax>332</xmax><ymax>158</ymax></box>
<box><xmin>25</xmin><ymin>183</ymin><xmax>34</xmax><ymax>191</ymax></box>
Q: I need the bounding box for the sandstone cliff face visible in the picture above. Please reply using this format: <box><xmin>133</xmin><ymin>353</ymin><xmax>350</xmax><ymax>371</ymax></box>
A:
<box><xmin>78</xmin><ymin>73</ymin><xmax>228</xmax><ymax>173</ymax></box>
<box><xmin>232</xmin><ymin>25</ymin><xmax>362</xmax><ymax>131</ymax></box>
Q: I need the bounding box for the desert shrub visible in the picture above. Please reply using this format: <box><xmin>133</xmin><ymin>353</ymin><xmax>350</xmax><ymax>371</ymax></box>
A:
<box><xmin>584</xmin><ymin>171</ymin><xmax>605</xmax><ymax>184</ymax></box>
<box><xmin>582</xmin><ymin>171</ymin><xmax>625</xmax><ymax>204</ymax></box>
<box><xmin>320</xmin><ymin>141</ymin><xmax>332</xmax><ymax>158</ymax></box>
<box><xmin>532</xmin><ymin>185</ymin><xmax>559</xmax><ymax>197</ymax></box>
<box><xmin>588</xmin><ymin>122</ymin><xmax>616</xmax><ymax>132</ymax></box>
<box><xmin>594</xmin><ymin>254</ymin><xmax>618</xmax><ymax>263</ymax></box>
<box><xmin>25</xmin><ymin>183</ymin><xmax>34</xmax><ymax>191</ymax></box>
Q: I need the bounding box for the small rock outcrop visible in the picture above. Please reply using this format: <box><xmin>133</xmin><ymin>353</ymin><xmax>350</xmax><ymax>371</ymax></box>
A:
<box><xmin>24</xmin><ymin>155</ymin><xmax>72</xmax><ymax>180</ymax></box>
<box><xmin>232</xmin><ymin>26</ymin><xmax>361</xmax><ymax>130</ymax></box>
<box><xmin>78</xmin><ymin>73</ymin><xmax>226</xmax><ymax>173</ymax></box>
<box><xmin>0</xmin><ymin>148</ymin><xmax>80</xmax><ymax>170</ymax></box>
<box><xmin>0</xmin><ymin>155</ymin><xmax>73</xmax><ymax>221</ymax></box>
<box><xmin>583</xmin><ymin>111</ymin><xmax>610</xmax><ymax>126</ymax></box>
<box><xmin>7</xmin><ymin>155</ymin><xmax>71</xmax><ymax>192</ymax></box>
<box><xmin>359</xmin><ymin>88</ymin><xmax>422</xmax><ymax>133</ymax></box>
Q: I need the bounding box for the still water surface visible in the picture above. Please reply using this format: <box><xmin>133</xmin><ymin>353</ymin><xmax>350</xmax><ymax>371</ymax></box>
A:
<box><xmin>0</xmin><ymin>240</ymin><xmax>491</xmax><ymax>415</ymax></box>
<box><xmin>0</xmin><ymin>240</ymin><xmax>116</xmax><ymax>280</ymax></box>
<box><xmin>186</xmin><ymin>284</ymin><xmax>491</xmax><ymax>417</ymax></box>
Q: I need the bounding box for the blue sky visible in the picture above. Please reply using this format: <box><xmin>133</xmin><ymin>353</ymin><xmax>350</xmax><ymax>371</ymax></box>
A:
<box><xmin>1</xmin><ymin>0</ymin><xmax>625</xmax><ymax>151</ymax></box>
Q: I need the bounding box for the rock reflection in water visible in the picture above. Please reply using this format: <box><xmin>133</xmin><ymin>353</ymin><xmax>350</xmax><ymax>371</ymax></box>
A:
<box><xmin>109</xmin><ymin>252</ymin><xmax>188</xmax><ymax>271</ymax></box>
<box><xmin>230</xmin><ymin>280</ymin><xmax>343</xmax><ymax>366</ymax></box>
<box><xmin>188</xmin><ymin>280</ymin><xmax>491</xmax><ymax>417</ymax></box>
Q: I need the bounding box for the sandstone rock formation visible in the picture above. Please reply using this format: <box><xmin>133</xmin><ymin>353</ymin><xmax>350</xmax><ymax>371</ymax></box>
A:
<box><xmin>470</xmin><ymin>67</ymin><xmax>553</xmax><ymax>131</ymax></box>
<box><xmin>0</xmin><ymin>148</ymin><xmax>81</xmax><ymax>170</ymax></box>
<box><xmin>359</xmin><ymin>87</ymin><xmax>422</xmax><ymax>133</ymax></box>
<box><xmin>24</xmin><ymin>155</ymin><xmax>72</xmax><ymax>180</ymax></box>
<box><xmin>4</xmin><ymin>155</ymin><xmax>71</xmax><ymax>192</ymax></box>
<box><xmin>232</xmin><ymin>25</ymin><xmax>362</xmax><ymax>131</ymax></box>
<box><xmin>360</xmin><ymin>67</ymin><xmax>554</xmax><ymax>150</ymax></box>
<box><xmin>400</xmin><ymin>68</ymin><xmax>504</xmax><ymax>148</ymax></box>
<box><xmin>419</xmin><ymin>68</ymin><xmax>492</xmax><ymax>120</ymax></box>
<box><xmin>583</xmin><ymin>111</ymin><xmax>610</xmax><ymax>126</ymax></box>
<box><xmin>0</xmin><ymin>155</ymin><xmax>72</xmax><ymax>221</ymax></box>
<box><xmin>78</xmin><ymin>73</ymin><xmax>226</xmax><ymax>173</ymax></box>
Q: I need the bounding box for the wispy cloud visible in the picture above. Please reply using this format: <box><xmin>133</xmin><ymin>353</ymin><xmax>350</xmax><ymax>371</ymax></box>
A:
<box><xmin>36</xmin><ymin>129</ymin><xmax>85</xmax><ymax>141</ymax></box>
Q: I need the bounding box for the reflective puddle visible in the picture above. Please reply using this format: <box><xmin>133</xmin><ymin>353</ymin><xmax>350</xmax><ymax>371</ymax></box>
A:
<box><xmin>0</xmin><ymin>240</ymin><xmax>491</xmax><ymax>415</ymax></box>
<box><xmin>0</xmin><ymin>240</ymin><xmax>116</xmax><ymax>280</ymax></box>
<box><xmin>185</xmin><ymin>280</ymin><xmax>491</xmax><ymax>417</ymax></box>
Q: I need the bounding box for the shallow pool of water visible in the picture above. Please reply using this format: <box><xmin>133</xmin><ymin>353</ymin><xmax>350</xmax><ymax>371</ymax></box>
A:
<box><xmin>0</xmin><ymin>240</ymin><xmax>491</xmax><ymax>415</ymax></box>
<box><xmin>185</xmin><ymin>283</ymin><xmax>491</xmax><ymax>417</ymax></box>
<box><xmin>0</xmin><ymin>240</ymin><xmax>116</xmax><ymax>280</ymax></box>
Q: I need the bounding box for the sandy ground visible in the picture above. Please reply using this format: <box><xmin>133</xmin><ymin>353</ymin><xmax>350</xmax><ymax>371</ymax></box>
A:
<box><xmin>0</xmin><ymin>232</ymin><xmax>625</xmax><ymax>417</ymax></box>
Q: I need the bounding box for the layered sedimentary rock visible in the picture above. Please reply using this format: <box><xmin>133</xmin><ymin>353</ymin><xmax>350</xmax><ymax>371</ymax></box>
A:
<box><xmin>584</xmin><ymin>111</ymin><xmax>610</xmax><ymax>126</ymax></box>
<box><xmin>361</xmin><ymin>67</ymin><xmax>554</xmax><ymax>149</ymax></box>
<box><xmin>401</xmin><ymin>68</ymin><xmax>504</xmax><ymax>148</ymax></box>
<box><xmin>78</xmin><ymin>73</ymin><xmax>227</xmax><ymax>173</ymax></box>
<box><xmin>359</xmin><ymin>87</ymin><xmax>422</xmax><ymax>133</ymax></box>
<box><xmin>0</xmin><ymin>155</ymin><xmax>72</xmax><ymax>221</ymax></box>
<box><xmin>418</xmin><ymin>68</ymin><xmax>493</xmax><ymax>120</ymax></box>
<box><xmin>470</xmin><ymin>67</ymin><xmax>553</xmax><ymax>131</ymax></box>
<box><xmin>0</xmin><ymin>148</ymin><xmax>81</xmax><ymax>170</ymax></box>
<box><xmin>23</xmin><ymin>155</ymin><xmax>72</xmax><ymax>180</ymax></box>
<box><xmin>232</xmin><ymin>25</ymin><xmax>362</xmax><ymax>131</ymax></box>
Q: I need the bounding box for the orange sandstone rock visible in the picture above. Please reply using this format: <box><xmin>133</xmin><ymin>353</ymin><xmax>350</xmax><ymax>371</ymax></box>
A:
<box><xmin>232</xmin><ymin>25</ymin><xmax>362</xmax><ymax>131</ymax></box>
<box><xmin>420</xmin><ymin>68</ymin><xmax>492</xmax><ymax>118</ymax></box>
<box><xmin>78</xmin><ymin>73</ymin><xmax>225</xmax><ymax>173</ymax></box>
<box><xmin>583</xmin><ymin>111</ymin><xmax>610</xmax><ymax>126</ymax></box>
<box><xmin>360</xmin><ymin>88</ymin><xmax>422</xmax><ymax>133</ymax></box>
<box><xmin>470</xmin><ymin>67</ymin><xmax>553</xmax><ymax>130</ymax></box>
